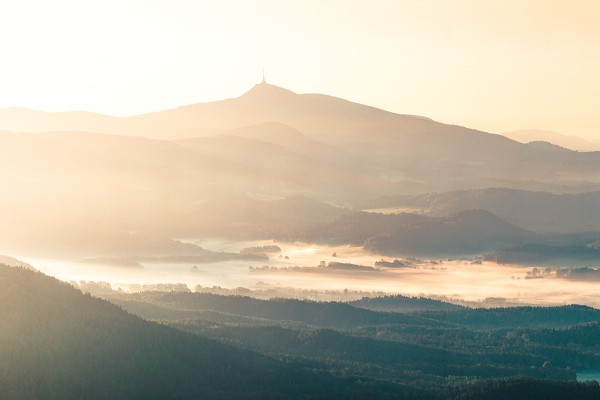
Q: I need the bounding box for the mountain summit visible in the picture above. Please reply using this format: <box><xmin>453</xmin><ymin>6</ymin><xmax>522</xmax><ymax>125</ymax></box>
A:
<box><xmin>1</xmin><ymin>82</ymin><xmax>600</xmax><ymax>256</ymax></box>
<box><xmin>240</xmin><ymin>81</ymin><xmax>298</xmax><ymax>101</ymax></box>
<box><xmin>0</xmin><ymin>82</ymin><xmax>599</xmax><ymax>202</ymax></box>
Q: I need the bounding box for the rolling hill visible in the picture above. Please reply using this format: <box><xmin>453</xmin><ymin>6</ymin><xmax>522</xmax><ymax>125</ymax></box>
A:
<box><xmin>1</xmin><ymin>83</ymin><xmax>600</xmax><ymax>256</ymax></box>
<box><xmin>503</xmin><ymin>129</ymin><xmax>600</xmax><ymax>152</ymax></box>
<box><xmin>363</xmin><ymin>209</ymin><xmax>536</xmax><ymax>257</ymax></box>
<box><xmin>361</xmin><ymin>188</ymin><xmax>600</xmax><ymax>233</ymax></box>
<box><xmin>0</xmin><ymin>264</ymin><xmax>413</xmax><ymax>399</ymax></box>
<box><xmin>285</xmin><ymin>209</ymin><xmax>536</xmax><ymax>257</ymax></box>
<box><xmin>2</xmin><ymin>82</ymin><xmax>600</xmax><ymax>197</ymax></box>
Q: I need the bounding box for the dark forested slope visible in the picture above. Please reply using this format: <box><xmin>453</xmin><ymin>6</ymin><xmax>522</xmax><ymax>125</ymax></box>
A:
<box><xmin>105</xmin><ymin>289</ymin><xmax>600</xmax><ymax>398</ymax></box>
<box><xmin>108</xmin><ymin>291</ymin><xmax>439</xmax><ymax>330</ymax></box>
<box><xmin>0</xmin><ymin>265</ymin><xmax>416</xmax><ymax>399</ymax></box>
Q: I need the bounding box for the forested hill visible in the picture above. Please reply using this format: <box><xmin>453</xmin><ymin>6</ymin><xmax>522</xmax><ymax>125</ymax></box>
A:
<box><xmin>415</xmin><ymin>305</ymin><xmax>600</xmax><ymax>330</ymax></box>
<box><xmin>4</xmin><ymin>264</ymin><xmax>600</xmax><ymax>399</ymax></box>
<box><xmin>283</xmin><ymin>209</ymin><xmax>537</xmax><ymax>257</ymax></box>
<box><xmin>108</xmin><ymin>291</ymin><xmax>441</xmax><ymax>330</ymax></box>
<box><xmin>105</xmin><ymin>288</ymin><xmax>600</xmax><ymax>399</ymax></box>
<box><xmin>0</xmin><ymin>264</ymin><xmax>417</xmax><ymax>399</ymax></box>
<box><xmin>350</xmin><ymin>294</ymin><xmax>465</xmax><ymax>313</ymax></box>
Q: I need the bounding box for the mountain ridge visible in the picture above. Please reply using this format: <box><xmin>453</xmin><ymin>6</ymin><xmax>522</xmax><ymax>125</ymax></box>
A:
<box><xmin>362</xmin><ymin>188</ymin><xmax>600</xmax><ymax>233</ymax></box>
<box><xmin>504</xmin><ymin>129</ymin><xmax>600</xmax><ymax>152</ymax></box>
<box><xmin>2</xmin><ymin>84</ymin><xmax>600</xmax><ymax>256</ymax></box>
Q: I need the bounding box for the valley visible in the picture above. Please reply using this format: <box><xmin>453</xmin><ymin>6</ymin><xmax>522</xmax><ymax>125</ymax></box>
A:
<box><xmin>18</xmin><ymin>238</ymin><xmax>600</xmax><ymax>308</ymax></box>
<box><xmin>2</xmin><ymin>64</ymin><xmax>600</xmax><ymax>400</ymax></box>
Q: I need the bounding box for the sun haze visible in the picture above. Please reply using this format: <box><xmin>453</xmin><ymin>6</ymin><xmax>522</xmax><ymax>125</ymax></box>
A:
<box><xmin>0</xmin><ymin>0</ymin><xmax>598</xmax><ymax>139</ymax></box>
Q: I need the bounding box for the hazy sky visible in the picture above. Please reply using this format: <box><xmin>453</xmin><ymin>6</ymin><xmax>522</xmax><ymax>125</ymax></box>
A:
<box><xmin>1</xmin><ymin>0</ymin><xmax>599</xmax><ymax>139</ymax></box>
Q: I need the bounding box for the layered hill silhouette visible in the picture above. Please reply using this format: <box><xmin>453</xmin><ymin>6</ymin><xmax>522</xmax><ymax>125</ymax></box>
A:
<box><xmin>103</xmin><ymin>286</ymin><xmax>600</xmax><ymax>394</ymax></box>
<box><xmin>362</xmin><ymin>188</ymin><xmax>600</xmax><ymax>233</ymax></box>
<box><xmin>484</xmin><ymin>243</ymin><xmax>600</xmax><ymax>267</ymax></box>
<box><xmin>2</xmin><ymin>82</ymin><xmax>600</xmax><ymax>196</ymax></box>
<box><xmin>286</xmin><ymin>207</ymin><xmax>600</xmax><ymax>259</ymax></box>
<box><xmin>285</xmin><ymin>209</ymin><xmax>537</xmax><ymax>257</ymax></box>
<box><xmin>504</xmin><ymin>129</ymin><xmax>600</xmax><ymax>152</ymax></box>
<box><xmin>4</xmin><ymin>263</ymin><xmax>600</xmax><ymax>399</ymax></box>
<box><xmin>2</xmin><ymin>82</ymin><xmax>600</xmax><ymax>256</ymax></box>
<box><xmin>364</xmin><ymin>209</ymin><xmax>536</xmax><ymax>257</ymax></box>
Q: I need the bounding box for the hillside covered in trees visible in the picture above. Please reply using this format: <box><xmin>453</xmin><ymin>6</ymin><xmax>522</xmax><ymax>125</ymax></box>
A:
<box><xmin>103</xmin><ymin>287</ymin><xmax>600</xmax><ymax>397</ymax></box>
<box><xmin>3</xmin><ymin>264</ymin><xmax>600</xmax><ymax>399</ymax></box>
<box><xmin>0</xmin><ymin>265</ymin><xmax>418</xmax><ymax>399</ymax></box>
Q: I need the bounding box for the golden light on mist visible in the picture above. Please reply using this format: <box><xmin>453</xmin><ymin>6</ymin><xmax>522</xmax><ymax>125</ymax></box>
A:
<box><xmin>22</xmin><ymin>243</ymin><xmax>600</xmax><ymax>308</ymax></box>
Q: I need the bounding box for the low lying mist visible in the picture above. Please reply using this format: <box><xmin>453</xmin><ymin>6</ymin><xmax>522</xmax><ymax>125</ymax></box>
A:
<box><xmin>16</xmin><ymin>239</ymin><xmax>600</xmax><ymax>308</ymax></box>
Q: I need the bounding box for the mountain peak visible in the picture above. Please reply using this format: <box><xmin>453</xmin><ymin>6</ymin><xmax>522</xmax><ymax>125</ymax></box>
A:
<box><xmin>240</xmin><ymin>82</ymin><xmax>298</xmax><ymax>101</ymax></box>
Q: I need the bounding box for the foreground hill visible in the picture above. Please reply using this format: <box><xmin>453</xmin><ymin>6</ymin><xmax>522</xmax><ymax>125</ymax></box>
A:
<box><xmin>448</xmin><ymin>378</ymin><xmax>600</xmax><ymax>400</ymax></box>
<box><xmin>0</xmin><ymin>265</ymin><xmax>415</xmax><ymax>399</ymax></box>
<box><xmin>100</xmin><ymin>287</ymin><xmax>600</xmax><ymax>397</ymax></box>
<box><xmin>11</xmin><ymin>262</ymin><xmax>598</xmax><ymax>399</ymax></box>
<box><xmin>107</xmin><ymin>291</ymin><xmax>440</xmax><ymax>330</ymax></box>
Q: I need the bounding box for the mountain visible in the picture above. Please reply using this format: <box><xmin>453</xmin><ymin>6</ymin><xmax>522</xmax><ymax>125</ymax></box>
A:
<box><xmin>503</xmin><ymin>129</ymin><xmax>600</xmax><ymax>152</ymax></box>
<box><xmin>108</xmin><ymin>291</ymin><xmax>438</xmax><ymax>330</ymax></box>
<box><xmin>0</xmin><ymin>108</ymin><xmax>124</xmax><ymax>135</ymax></box>
<box><xmin>0</xmin><ymin>264</ymin><xmax>415</xmax><ymax>399</ymax></box>
<box><xmin>0</xmin><ymin>84</ymin><xmax>415</xmax><ymax>140</ymax></box>
<box><xmin>0</xmin><ymin>130</ymin><xmax>351</xmax><ymax>256</ymax></box>
<box><xmin>2</xmin><ymin>84</ymin><xmax>600</xmax><ymax>256</ymax></box>
<box><xmin>415</xmin><ymin>305</ymin><xmax>600</xmax><ymax>330</ymax></box>
<box><xmin>362</xmin><ymin>188</ymin><xmax>600</xmax><ymax>233</ymax></box>
<box><xmin>286</xmin><ymin>209</ymin><xmax>536</xmax><ymax>257</ymax></box>
<box><xmin>281</xmin><ymin>212</ymin><xmax>430</xmax><ymax>245</ymax></box>
<box><xmin>350</xmin><ymin>295</ymin><xmax>465</xmax><ymax>313</ymax></box>
<box><xmin>102</xmin><ymin>286</ymin><xmax>600</xmax><ymax>396</ymax></box>
<box><xmin>364</xmin><ymin>209</ymin><xmax>536</xmax><ymax>257</ymax></box>
<box><xmin>3</xmin><ymin>83</ymin><xmax>600</xmax><ymax>196</ymax></box>
<box><xmin>525</xmin><ymin>141</ymin><xmax>572</xmax><ymax>153</ymax></box>
<box><xmin>2</xmin><ymin>261</ymin><xmax>598</xmax><ymax>399</ymax></box>
<box><xmin>484</xmin><ymin>243</ymin><xmax>600</xmax><ymax>267</ymax></box>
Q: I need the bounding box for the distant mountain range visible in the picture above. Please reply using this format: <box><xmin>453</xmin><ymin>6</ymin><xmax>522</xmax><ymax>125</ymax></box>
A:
<box><xmin>2</xmin><ymin>83</ymin><xmax>600</xmax><ymax>197</ymax></box>
<box><xmin>1</xmin><ymin>83</ymin><xmax>600</xmax><ymax>256</ymax></box>
<box><xmin>361</xmin><ymin>188</ymin><xmax>600</xmax><ymax>233</ymax></box>
<box><xmin>364</xmin><ymin>209</ymin><xmax>536</xmax><ymax>257</ymax></box>
<box><xmin>5</xmin><ymin>82</ymin><xmax>600</xmax><ymax>399</ymax></box>
<box><xmin>484</xmin><ymin>243</ymin><xmax>600</xmax><ymax>267</ymax></box>
<box><xmin>285</xmin><ymin>207</ymin><xmax>600</xmax><ymax>259</ymax></box>
<box><xmin>285</xmin><ymin>209</ymin><xmax>537</xmax><ymax>257</ymax></box>
<box><xmin>504</xmin><ymin>129</ymin><xmax>600</xmax><ymax>152</ymax></box>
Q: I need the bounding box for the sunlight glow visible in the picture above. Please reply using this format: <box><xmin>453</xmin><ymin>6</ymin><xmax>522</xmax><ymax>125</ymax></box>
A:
<box><xmin>21</xmin><ymin>242</ymin><xmax>600</xmax><ymax>308</ymax></box>
<box><xmin>0</xmin><ymin>0</ymin><xmax>598</xmax><ymax>138</ymax></box>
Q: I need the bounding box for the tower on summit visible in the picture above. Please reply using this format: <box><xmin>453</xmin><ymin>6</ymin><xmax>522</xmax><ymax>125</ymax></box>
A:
<box><xmin>261</xmin><ymin>68</ymin><xmax>267</xmax><ymax>84</ymax></box>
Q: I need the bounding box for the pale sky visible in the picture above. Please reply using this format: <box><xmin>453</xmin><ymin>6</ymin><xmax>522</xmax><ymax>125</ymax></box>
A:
<box><xmin>0</xmin><ymin>0</ymin><xmax>599</xmax><ymax>139</ymax></box>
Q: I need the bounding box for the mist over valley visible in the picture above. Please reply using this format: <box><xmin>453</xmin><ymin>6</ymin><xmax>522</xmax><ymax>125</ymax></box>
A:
<box><xmin>3</xmin><ymin>60</ymin><xmax>600</xmax><ymax>400</ymax></box>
